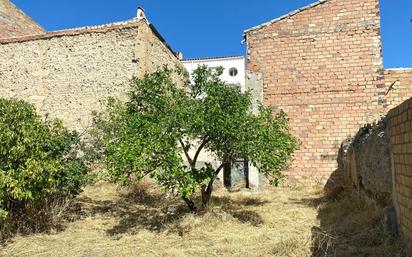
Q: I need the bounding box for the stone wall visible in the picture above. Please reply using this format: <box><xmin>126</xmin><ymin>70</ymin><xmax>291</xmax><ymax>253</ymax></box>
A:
<box><xmin>0</xmin><ymin>20</ymin><xmax>181</xmax><ymax>132</ymax></box>
<box><xmin>325</xmin><ymin>95</ymin><xmax>412</xmax><ymax>240</ymax></box>
<box><xmin>245</xmin><ymin>0</ymin><xmax>386</xmax><ymax>177</ymax></box>
<box><xmin>388</xmin><ymin>98</ymin><xmax>412</xmax><ymax>241</ymax></box>
<box><xmin>331</xmin><ymin>118</ymin><xmax>392</xmax><ymax>206</ymax></box>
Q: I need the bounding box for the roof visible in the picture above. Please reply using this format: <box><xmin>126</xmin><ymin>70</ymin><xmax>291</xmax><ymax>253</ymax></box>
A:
<box><xmin>0</xmin><ymin>0</ymin><xmax>45</xmax><ymax>39</ymax></box>
<box><xmin>244</xmin><ymin>0</ymin><xmax>329</xmax><ymax>34</ymax></box>
<box><xmin>182</xmin><ymin>55</ymin><xmax>245</xmax><ymax>62</ymax></box>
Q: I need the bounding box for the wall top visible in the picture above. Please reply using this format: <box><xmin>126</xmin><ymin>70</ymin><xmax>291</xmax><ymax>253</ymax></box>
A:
<box><xmin>243</xmin><ymin>0</ymin><xmax>329</xmax><ymax>35</ymax></box>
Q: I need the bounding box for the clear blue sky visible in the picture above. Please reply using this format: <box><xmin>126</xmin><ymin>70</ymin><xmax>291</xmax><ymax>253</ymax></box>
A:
<box><xmin>12</xmin><ymin>0</ymin><xmax>412</xmax><ymax>68</ymax></box>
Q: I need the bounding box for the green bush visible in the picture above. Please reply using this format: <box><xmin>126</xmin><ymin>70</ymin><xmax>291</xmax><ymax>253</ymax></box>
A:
<box><xmin>0</xmin><ymin>99</ymin><xmax>88</xmax><ymax>219</ymax></box>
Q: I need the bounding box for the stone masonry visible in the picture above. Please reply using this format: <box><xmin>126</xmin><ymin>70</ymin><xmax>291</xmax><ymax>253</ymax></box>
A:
<box><xmin>244</xmin><ymin>0</ymin><xmax>412</xmax><ymax>177</ymax></box>
<box><xmin>335</xmin><ymin>118</ymin><xmax>392</xmax><ymax>206</ymax></box>
<box><xmin>0</xmin><ymin>15</ymin><xmax>181</xmax><ymax>132</ymax></box>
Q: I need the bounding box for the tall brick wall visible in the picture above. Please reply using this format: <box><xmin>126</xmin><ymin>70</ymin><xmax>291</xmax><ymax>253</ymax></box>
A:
<box><xmin>385</xmin><ymin>69</ymin><xmax>412</xmax><ymax>110</ymax></box>
<box><xmin>0</xmin><ymin>20</ymin><xmax>182</xmax><ymax>131</ymax></box>
<box><xmin>388</xmin><ymin>98</ymin><xmax>412</xmax><ymax>241</ymax></box>
<box><xmin>0</xmin><ymin>0</ymin><xmax>44</xmax><ymax>39</ymax></box>
<box><xmin>245</xmin><ymin>0</ymin><xmax>386</xmax><ymax>176</ymax></box>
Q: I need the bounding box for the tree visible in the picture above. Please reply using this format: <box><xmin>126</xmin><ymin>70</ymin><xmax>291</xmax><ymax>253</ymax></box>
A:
<box><xmin>0</xmin><ymin>99</ymin><xmax>88</xmax><ymax>219</ymax></box>
<box><xmin>94</xmin><ymin>66</ymin><xmax>299</xmax><ymax>211</ymax></box>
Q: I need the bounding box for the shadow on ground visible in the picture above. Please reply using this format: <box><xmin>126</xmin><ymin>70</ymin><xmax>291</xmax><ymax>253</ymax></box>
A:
<box><xmin>67</xmin><ymin>182</ymin><xmax>268</xmax><ymax>237</ymax></box>
<box><xmin>0</xmin><ymin>196</ymin><xmax>73</xmax><ymax>243</ymax></box>
<box><xmin>289</xmin><ymin>169</ymin><xmax>412</xmax><ymax>257</ymax></box>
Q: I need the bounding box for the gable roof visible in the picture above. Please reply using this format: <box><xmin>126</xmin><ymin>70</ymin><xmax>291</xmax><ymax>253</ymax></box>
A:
<box><xmin>244</xmin><ymin>0</ymin><xmax>329</xmax><ymax>34</ymax></box>
<box><xmin>0</xmin><ymin>0</ymin><xmax>45</xmax><ymax>39</ymax></box>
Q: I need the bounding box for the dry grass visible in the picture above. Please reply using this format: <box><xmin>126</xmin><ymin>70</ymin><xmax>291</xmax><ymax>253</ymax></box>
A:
<box><xmin>0</xmin><ymin>180</ymin><xmax>410</xmax><ymax>257</ymax></box>
<box><xmin>311</xmin><ymin>191</ymin><xmax>412</xmax><ymax>257</ymax></box>
<box><xmin>0</xmin><ymin>180</ymin><xmax>320</xmax><ymax>257</ymax></box>
<box><xmin>0</xmin><ymin>196</ymin><xmax>71</xmax><ymax>242</ymax></box>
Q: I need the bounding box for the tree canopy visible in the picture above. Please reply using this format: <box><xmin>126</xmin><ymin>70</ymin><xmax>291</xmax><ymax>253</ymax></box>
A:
<box><xmin>94</xmin><ymin>66</ymin><xmax>299</xmax><ymax>210</ymax></box>
<box><xmin>0</xmin><ymin>99</ymin><xmax>88</xmax><ymax>219</ymax></box>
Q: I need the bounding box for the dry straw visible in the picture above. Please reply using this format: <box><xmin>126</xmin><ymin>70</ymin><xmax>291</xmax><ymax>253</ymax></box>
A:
<box><xmin>1</xmin><ymin>180</ymin><xmax>410</xmax><ymax>257</ymax></box>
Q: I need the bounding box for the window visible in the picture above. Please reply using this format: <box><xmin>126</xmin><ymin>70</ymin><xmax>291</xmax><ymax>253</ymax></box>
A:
<box><xmin>229</xmin><ymin>67</ymin><xmax>238</xmax><ymax>77</ymax></box>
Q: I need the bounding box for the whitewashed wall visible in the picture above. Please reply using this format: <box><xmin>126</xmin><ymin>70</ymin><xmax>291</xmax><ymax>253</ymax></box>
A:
<box><xmin>182</xmin><ymin>56</ymin><xmax>246</xmax><ymax>91</ymax></box>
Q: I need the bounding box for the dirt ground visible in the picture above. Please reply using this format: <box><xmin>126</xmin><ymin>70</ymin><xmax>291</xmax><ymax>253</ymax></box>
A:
<box><xmin>0</xmin><ymin>181</ymin><xmax>410</xmax><ymax>257</ymax></box>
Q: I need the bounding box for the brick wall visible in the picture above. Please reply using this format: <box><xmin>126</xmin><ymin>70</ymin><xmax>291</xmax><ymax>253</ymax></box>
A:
<box><xmin>0</xmin><ymin>20</ymin><xmax>182</xmax><ymax>131</ymax></box>
<box><xmin>385</xmin><ymin>69</ymin><xmax>412</xmax><ymax>110</ymax></box>
<box><xmin>0</xmin><ymin>0</ymin><xmax>44</xmax><ymax>39</ymax></box>
<box><xmin>245</xmin><ymin>0</ymin><xmax>386</xmax><ymax>176</ymax></box>
<box><xmin>388</xmin><ymin>98</ymin><xmax>412</xmax><ymax>241</ymax></box>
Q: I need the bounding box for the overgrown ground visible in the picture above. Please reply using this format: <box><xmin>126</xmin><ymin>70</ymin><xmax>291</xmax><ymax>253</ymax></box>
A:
<box><xmin>1</xmin><ymin>180</ymin><xmax>411</xmax><ymax>257</ymax></box>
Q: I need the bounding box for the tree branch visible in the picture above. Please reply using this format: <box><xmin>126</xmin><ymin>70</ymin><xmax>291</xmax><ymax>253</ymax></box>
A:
<box><xmin>179</xmin><ymin>139</ymin><xmax>193</xmax><ymax>165</ymax></box>
<box><xmin>215</xmin><ymin>162</ymin><xmax>225</xmax><ymax>176</ymax></box>
<box><xmin>192</xmin><ymin>137</ymin><xmax>211</xmax><ymax>167</ymax></box>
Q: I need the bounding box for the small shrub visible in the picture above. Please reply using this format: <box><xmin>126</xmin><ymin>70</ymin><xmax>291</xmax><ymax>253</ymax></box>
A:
<box><xmin>0</xmin><ymin>99</ymin><xmax>88</xmax><ymax>227</ymax></box>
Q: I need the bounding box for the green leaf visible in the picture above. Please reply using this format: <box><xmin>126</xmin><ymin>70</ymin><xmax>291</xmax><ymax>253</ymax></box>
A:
<box><xmin>0</xmin><ymin>98</ymin><xmax>89</xmax><ymax>218</ymax></box>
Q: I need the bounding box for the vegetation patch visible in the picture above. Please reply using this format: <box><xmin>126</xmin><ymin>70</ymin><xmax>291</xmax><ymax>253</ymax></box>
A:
<box><xmin>311</xmin><ymin>191</ymin><xmax>412</xmax><ymax>257</ymax></box>
<box><xmin>1</xmin><ymin>180</ymin><xmax>410</xmax><ymax>256</ymax></box>
<box><xmin>0</xmin><ymin>99</ymin><xmax>89</xmax><ymax>241</ymax></box>
<box><xmin>0</xmin><ymin>181</ymin><xmax>320</xmax><ymax>257</ymax></box>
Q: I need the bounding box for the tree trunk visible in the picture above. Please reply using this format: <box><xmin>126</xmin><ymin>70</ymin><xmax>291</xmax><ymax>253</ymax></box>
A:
<box><xmin>201</xmin><ymin>163</ymin><xmax>226</xmax><ymax>208</ymax></box>
<box><xmin>182</xmin><ymin>196</ymin><xmax>197</xmax><ymax>211</ymax></box>
<box><xmin>201</xmin><ymin>179</ymin><xmax>214</xmax><ymax>208</ymax></box>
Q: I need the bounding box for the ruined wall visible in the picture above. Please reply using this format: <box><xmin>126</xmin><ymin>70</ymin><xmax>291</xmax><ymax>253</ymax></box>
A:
<box><xmin>331</xmin><ymin>118</ymin><xmax>392</xmax><ymax>206</ymax></box>
<box><xmin>245</xmin><ymin>0</ymin><xmax>386</xmax><ymax>176</ymax></box>
<box><xmin>0</xmin><ymin>20</ymin><xmax>181</xmax><ymax>131</ymax></box>
<box><xmin>388</xmin><ymin>97</ymin><xmax>412</xmax><ymax>241</ymax></box>
<box><xmin>385</xmin><ymin>69</ymin><xmax>412</xmax><ymax>110</ymax></box>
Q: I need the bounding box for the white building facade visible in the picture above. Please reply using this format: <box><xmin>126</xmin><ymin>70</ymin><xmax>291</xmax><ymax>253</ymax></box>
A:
<box><xmin>182</xmin><ymin>56</ymin><xmax>261</xmax><ymax>190</ymax></box>
<box><xmin>182</xmin><ymin>56</ymin><xmax>246</xmax><ymax>91</ymax></box>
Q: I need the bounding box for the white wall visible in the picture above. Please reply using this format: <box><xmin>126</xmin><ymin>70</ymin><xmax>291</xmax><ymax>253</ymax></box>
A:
<box><xmin>181</xmin><ymin>56</ymin><xmax>259</xmax><ymax>189</ymax></box>
<box><xmin>182</xmin><ymin>56</ymin><xmax>246</xmax><ymax>91</ymax></box>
